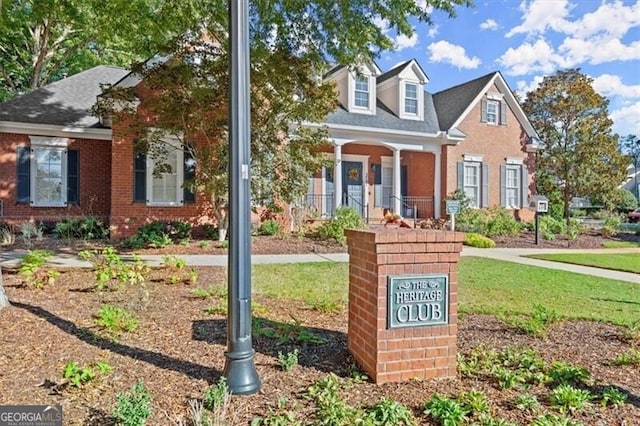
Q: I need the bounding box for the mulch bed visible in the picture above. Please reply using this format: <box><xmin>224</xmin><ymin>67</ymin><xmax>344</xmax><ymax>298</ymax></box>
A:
<box><xmin>0</xmin><ymin>231</ymin><xmax>639</xmax><ymax>424</ymax></box>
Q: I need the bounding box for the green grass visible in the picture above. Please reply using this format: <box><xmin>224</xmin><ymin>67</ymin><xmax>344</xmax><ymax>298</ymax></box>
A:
<box><xmin>251</xmin><ymin>258</ymin><xmax>640</xmax><ymax>327</ymax></box>
<box><xmin>525</xmin><ymin>253</ymin><xmax>640</xmax><ymax>274</ymax></box>
<box><xmin>602</xmin><ymin>240</ymin><xmax>640</xmax><ymax>248</ymax></box>
<box><xmin>458</xmin><ymin>257</ymin><xmax>640</xmax><ymax>326</ymax></box>
<box><xmin>253</xmin><ymin>262</ymin><xmax>349</xmax><ymax>308</ymax></box>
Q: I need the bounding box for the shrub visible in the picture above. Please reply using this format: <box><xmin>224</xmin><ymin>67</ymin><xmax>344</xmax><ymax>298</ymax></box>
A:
<box><xmin>18</xmin><ymin>250</ymin><xmax>60</xmax><ymax>289</ymax></box>
<box><xmin>259</xmin><ymin>219</ymin><xmax>280</xmax><ymax>236</ymax></box>
<box><xmin>464</xmin><ymin>233</ymin><xmax>496</xmax><ymax>248</ymax></box>
<box><xmin>601</xmin><ymin>213</ymin><xmax>623</xmax><ymax>237</ymax></box>
<box><xmin>167</xmin><ymin>220</ymin><xmax>192</xmax><ymax>240</ymax></box>
<box><xmin>94</xmin><ymin>305</ymin><xmax>138</xmax><ymax>337</ymax></box>
<box><xmin>549</xmin><ymin>384</ymin><xmax>592</xmax><ymax>414</ymax></box>
<box><xmin>112</xmin><ymin>381</ymin><xmax>152</xmax><ymax>426</ymax></box>
<box><xmin>613</xmin><ymin>188</ymin><xmax>638</xmax><ymax>212</ymax></box>
<box><xmin>365</xmin><ymin>398</ymin><xmax>416</xmax><ymax>425</ymax></box>
<box><xmin>316</xmin><ymin>206</ymin><xmax>364</xmax><ymax>244</ymax></box>
<box><xmin>134</xmin><ymin>221</ymin><xmax>172</xmax><ymax>248</ymax></box>
<box><xmin>203</xmin><ymin>377</ymin><xmax>230</xmax><ymax>411</ymax></box>
<box><xmin>600</xmin><ymin>387</ymin><xmax>627</xmax><ymax>408</ymax></box>
<box><xmin>539</xmin><ymin>215</ymin><xmax>566</xmax><ymax>237</ymax></box>
<box><xmin>423</xmin><ymin>394</ymin><xmax>469</xmax><ymax>425</ymax></box>
<box><xmin>53</xmin><ymin>216</ymin><xmax>109</xmax><ymax>240</ymax></box>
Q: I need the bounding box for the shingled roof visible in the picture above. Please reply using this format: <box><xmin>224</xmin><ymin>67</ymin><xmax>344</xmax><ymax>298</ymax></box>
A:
<box><xmin>432</xmin><ymin>72</ymin><xmax>497</xmax><ymax>131</ymax></box>
<box><xmin>0</xmin><ymin>66</ymin><xmax>128</xmax><ymax>128</ymax></box>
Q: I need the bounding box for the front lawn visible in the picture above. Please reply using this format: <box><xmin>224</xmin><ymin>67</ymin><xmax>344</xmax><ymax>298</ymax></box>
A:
<box><xmin>525</xmin><ymin>252</ymin><xmax>640</xmax><ymax>274</ymax></box>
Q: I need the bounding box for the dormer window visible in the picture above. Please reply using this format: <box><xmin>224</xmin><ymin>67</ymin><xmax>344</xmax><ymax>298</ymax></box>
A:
<box><xmin>354</xmin><ymin>75</ymin><xmax>370</xmax><ymax>108</ymax></box>
<box><xmin>481</xmin><ymin>95</ymin><xmax>507</xmax><ymax>125</ymax></box>
<box><xmin>404</xmin><ymin>83</ymin><xmax>418</xmax><ymax>114</ymax></box>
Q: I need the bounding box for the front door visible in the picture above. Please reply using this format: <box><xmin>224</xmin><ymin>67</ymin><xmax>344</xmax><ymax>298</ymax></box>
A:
<box><xmin>342</xmin><ymin>161</ymin><xmax>364</xmax><ymax>216</ymax></box>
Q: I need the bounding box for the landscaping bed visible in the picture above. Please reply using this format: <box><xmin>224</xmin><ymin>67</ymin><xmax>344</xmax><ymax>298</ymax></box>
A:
<box><xmin>1</xmin><ymin>264</ymin><xmax>639</xmax><ymax>425</ymax></box>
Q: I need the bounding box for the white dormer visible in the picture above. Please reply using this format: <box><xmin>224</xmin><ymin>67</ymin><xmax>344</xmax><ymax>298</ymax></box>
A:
<box><xmin>324</xmin><ymin>62</ymin><xmax>381</xmax><ymax>116</ymax></box>
<box><xmin>377</xmin><ymin>59</ymin><xmax>428</xmax><ymax>121</ymax></box>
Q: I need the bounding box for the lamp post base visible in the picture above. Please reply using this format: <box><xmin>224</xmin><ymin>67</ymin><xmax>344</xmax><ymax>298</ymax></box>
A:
<box><xmin>223</xmin><ymin>349</ymin><xmax>261</xmax><ymax>395</ymax></box>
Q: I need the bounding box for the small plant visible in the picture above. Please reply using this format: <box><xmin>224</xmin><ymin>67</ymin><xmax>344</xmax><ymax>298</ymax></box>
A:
<box><xmin>112</xmin><ymin>380</ymin><xmax>152</xmax><ymax>426</ymax></box>
<box><xmin>277</xmin><ymin>349</ymin><xmax>300</xmax><ymax>372</ymax></box>
<box><xmin>494</xmin><ymin>367</ymin><xmax>520</xmax><ymax>389</ymax></box>
<box><xmin>530</xmin><ymin>413</ymin><xmax>584</xmax><ymax>426</ymax></box>
<box><xmin>307</xmin><ymin>300</ymin><xmax>342</xmax><ymax>314</ymax></box>
<box><xmin>600</xmin><ymin>386</ymin><xmax>627</xmax><ymax>408</ymax></box>
<box><xmin>364</xmin><ymin>397</ymin><xmax>416</xmax><ymax>425</ymax></box>
<box><xmin>192</xmin><ymin>285</ymin><xmax>227</xmax><ymax>299</ymax></box>
<box><xmin>463</xmin><ymin>233</ymin><xmax>496</xmax><ymax>248</ymax></box>
<box><xmin>549</xmin><ymin>384</ymin><xmax>592</xmax><ymax>414</ymax></box>
<box><xmin>423</xmin><ymin>394</ymin><xmax>469</xmax><ymax>425</ymax></box>
<box><xmin>503</xmin><ymin>304</ymin><xmax>560</xmax><ymax>337</ymax></box>
<box><xmin>513</xmin><ymin>393</ymin><xmax>540</xmax><ymax>413</ymax></box>
<box><xmin>63</xmin><ymin>361</ymin><xmax>96</xmax><ymax>388</ymax></box>
<box><xmin>259</xmin><ymin>219</ymin><xmax>280</xmax><ymax>236</ymax></box>
<box><xmin>306</xmin><ymin>374</ymin><xmax>360</xmax><ymax>424</ymax></box>
<box><xmin>20</xmin><ymin>222</ymin><xmax>43</xmax><ymax>248</ymax></box>
<box><xmin>62</xmin><ymin>360</ymin><xmax>111</xmax><ymax>388</ymax></box>
<box><xmin>610</xmin><ymin>348</ymin><xmax>640</xmax><ymax>366</ymax></box>
<box><xmin>94</xmin><ymin>305</ymin><xmax>138</xmax><ymax>337</ymax></box>
<box><xmin>458</xmin><ymin>389</ymin><xmax>489</xmax><ymax>415</ymax></box>
<box><xmin>203</xmin><ymin>377</ymin><xmax>230</xmax><ymax>411</ymax></box>
<box><xmin>315</xmin><ymin>206</ymin><xmax>365</xmax><ymax>244</ymax></box>
<box><xmin>18</xmin><ymin>249</ymin><xmax>60</xmax><ymax>289</ymax></box>
<box><xmin>0</xmin><ymin>226</ymin><xmax>16</xmax><ymax>246</ymax></box>
<box><xmin>546</xmin><ymin>361</ymin><xmax>590</xmax><ymax>386</ymax></box>
<box><xmin>198</xmin><ymin>240</ymin><xmax>210</xmax><ymax>249</ymax></box>
<box><xmin>204</xmin><ymin>302</ymin><xmax>227</xmax><ymax>316</ymax></box>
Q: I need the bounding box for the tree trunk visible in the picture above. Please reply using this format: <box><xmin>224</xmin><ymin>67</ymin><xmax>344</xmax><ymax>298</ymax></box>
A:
<box><xmin>0</xmin><ymin>268</ymin><xmax>10</xmax><ymax>309</ymax></box>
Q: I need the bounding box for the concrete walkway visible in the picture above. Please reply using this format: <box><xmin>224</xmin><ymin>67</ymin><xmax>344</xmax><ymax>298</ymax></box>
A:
<box><xmin>1</xmin><ymin>247</ymin><xmax>638</xmax><ymax>284</ymax></box>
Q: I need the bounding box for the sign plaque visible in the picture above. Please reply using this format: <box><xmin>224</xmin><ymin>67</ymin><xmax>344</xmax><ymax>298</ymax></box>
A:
<box><xmin>387</xmin><ymin>275</ymin><xmax>449</xmax><ymax>329</ymax></box>
<box><xmin>445</xmin><ymin>200</ymin><xmax>461</xmax><ymax>215</ymax></box>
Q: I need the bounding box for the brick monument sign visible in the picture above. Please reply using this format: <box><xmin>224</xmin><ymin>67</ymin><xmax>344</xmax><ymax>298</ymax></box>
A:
<box><xmin>345</xmin><ymin>228</ymin><xmax>465</xmax><ymax>384</ymax></box>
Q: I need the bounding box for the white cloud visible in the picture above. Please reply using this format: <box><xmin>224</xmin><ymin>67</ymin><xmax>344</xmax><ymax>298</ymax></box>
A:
<box><xmin>427</xmin><ymin>40</ymin><xmax>481</xmax><ymax>69</ymax></box>
<box><xmin>497</xmin><ymin>39</ymin><xmax>559</xmax><ymax>76</ymax></box>
<box><xmin>592</xmin><ymin>74</ymin><xmax>640</xmax><ymax>99</ymax></box>
<box><xmin>506</xmin><ymin>0</ymin><xmax>572</xmax><ymax>38</ymax></box>
<box><xmin>515</xmin><ymin>75</ymin><xmax>544</xmax><ymax>99</ymax></box>
<box><xmin>415</xmin><ymin>0</ymin><xmax>434</xmax><ymax>14</ymax></box>
<box><xmin>373</xmin><ymin>16</ymin><xmax>390</xmax><ymax>33</ymax></box>
<box><xmin>568</xmin><ymin>0</ymin><xmax>640</xmax><ymax>39</ymax></box>
<box><xmin>610</xmin><ymin>101</ymin><xmax>640</xmax><ymax>136</ymax></box>
<box><xmin>558</xmin><ymin>38</ymin><xmax>640</xmax><ymax>67</ymax></box>
<box><xmin>480</xmin><ymin>19</ymin><xmax>499</xmax><ymax>31</ymax></box>
<box><xmin>428</xmin><ymin>25</ymin><xmax>439</xmax><ymax>38</ymax></box>
<box><xmin>395</xmin><ymin>32</ymin><xmax>419</xmax><ymax>50</ymax></box>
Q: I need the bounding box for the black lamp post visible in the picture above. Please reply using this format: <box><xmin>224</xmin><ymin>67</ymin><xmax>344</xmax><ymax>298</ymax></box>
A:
<box><xmin>223</xmin><ymin>0</ymin><xmax>261</xmax><ymax>395</ymax></box>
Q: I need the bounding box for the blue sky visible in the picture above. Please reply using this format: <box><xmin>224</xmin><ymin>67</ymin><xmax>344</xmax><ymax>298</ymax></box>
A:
<box><xmin>374</xmin><ymin>0</ymin><xmax>640</xmax><ymax>137</ymax></box>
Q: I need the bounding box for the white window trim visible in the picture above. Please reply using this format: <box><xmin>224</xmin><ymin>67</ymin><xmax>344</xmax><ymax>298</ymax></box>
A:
<box><xmin>347</xmin><ymin>71</ymin><xmax>376</xmax><ymax>115</ymax></box>
<box><xmin>146</xmin><ymin>142</ymin><xmax>185</xmax><ymax>207</ymax></box>
<box><xmin>29</xmin><ymin>136</ymin><xmax>69</xmax><ymax>207</ymax></box>
<box><xmin>399</xmin><ymin>80</ymin><xmax>423</xmax><ymax>121</ymax></box>
<box><xmin>485</xmin><ymin>99</ymin><xmax>499</xmax><ymax>125</ymax></box>
<box><xmin>506</xmin><ymin>157</ymin><xmax>524</xmax><ymax>165</ymax></box>
<box><xmin>463</xmin><ymin>162</ymin><xmax>481</xmax><ymax>209</ymax></box>
<box><xmin>505</xmin><ymin>164</ymin><xmax>521</xmax><ymax>210</ymax></box>
<box><xmin>464</xmin><ymin>154</ymin><xmax>484</xmax><ymax>162</ymax></box>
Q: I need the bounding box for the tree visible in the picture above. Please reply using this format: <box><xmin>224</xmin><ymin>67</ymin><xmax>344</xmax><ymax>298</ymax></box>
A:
<box><xmin>0</xmin><ymin>0</ymin><xmax>207</xmax><ymax>100</ymax></box>
<box><xmin>95</xmin><ymin>1</ymin><xmax>471</xmax><ymax>238</ymax></box>
<box><xmin>522</xmin><ymin>69</ymin><xmax>629</xmax><ymax>221</ymax></box>
<box><xmin>620</xmin><ymin>134</ymin><xmax>640</xmax><ymax>200</ymax></box>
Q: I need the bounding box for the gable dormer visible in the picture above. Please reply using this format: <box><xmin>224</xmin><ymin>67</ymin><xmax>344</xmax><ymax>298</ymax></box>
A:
<box><xmin>325</xmin><ymin>62</ymin><xmax>381</xmax><ymax>115</ymax></box>
<box><xmin>377</xmin><ymin>59</ymin><xmax>428</xmax><ymax>121</ymax></box>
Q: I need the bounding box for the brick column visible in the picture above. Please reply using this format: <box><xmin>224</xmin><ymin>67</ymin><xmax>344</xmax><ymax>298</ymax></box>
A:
<box><xmin>345</xmin><ymin>228</ymin><xmax>465</xmax><ymax>384</ymax></box>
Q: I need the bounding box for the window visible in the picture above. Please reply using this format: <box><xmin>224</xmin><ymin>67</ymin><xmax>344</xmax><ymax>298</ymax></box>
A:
<box><xmin>505</xmin><ymin>165</ymin><xmax>520</xmax><ymax>208</ymax></box>
<box><xmin>457</xmin><ymin>160</ymin><xmax>488</xmax><ymax>209</ymax></box>
<box><xmin>501</xmin><ymin>162</ymin><xmax>527</xmax><ymax>209</ymax></box>
<box><xmin>134</xmin><ymin>142</ymin><xmax>195</xmax><ymax>206</ymax></box>
<box><xmin>463</xmin><ymin>163</ymin><xmax>480</xmax><ymax>208</ymax></box>
<box><xmin>404</xmin><ymin>83</ymin><xmax>418</xmax><ymax>114</ymax></box>
<box><xmin>354</xmin><ymin>75</ymin><xmax>369</xmax><ymax>108</ymax></box>
<box><xmin>16</xmin><ymin>137</ymin><xmax>79</xmax><ymax>207</ymax></box>
<box><xmin>486</xmin><ymin>100</ymin><xmax>499</xmax><ymax>124</ymax></box>
<box><xmin>481</xmin><ymin>98</ymin><xmax>507</xmax><ymax>125</ymax></box>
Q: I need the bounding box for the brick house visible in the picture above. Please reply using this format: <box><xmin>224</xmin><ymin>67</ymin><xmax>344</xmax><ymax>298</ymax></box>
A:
<box><xmin>0</xmin><ymin>60</ymin><xmax>542</xmax><ymax>237</ymax></box>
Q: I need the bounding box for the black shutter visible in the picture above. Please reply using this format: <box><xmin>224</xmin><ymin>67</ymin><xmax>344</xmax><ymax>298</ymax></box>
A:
<box><xmin>373</xmin><ymin>164</ymin><xmax>381</xmax><ymax>185</ymax></box>
<box><xmin>16</xmin><ymin>147</ymin><xmax>30</xmax><ymax>203</ymax></box>
<box><xmin>481</xmin><ymin>164</ymin><xmax>489</xmax><ymax>208</ymax></box>
<box><xmin>401</xmin><ymin>165</ymin><xmax>408</xmax><ymax>197</ymax></box>
<box><xmin>67</xmin><ymin>150</ymin><xmax>79</xmax><ymax>205</ymax></box>
<box><xmin>183</xmin><ymin>146</ymin><xmax>196</xmax><ymax>203</ymax></box>
<box><xmin>134</xmin><ymin>151</ymin><xmax>146</xmax><ymax>202</ymax></box>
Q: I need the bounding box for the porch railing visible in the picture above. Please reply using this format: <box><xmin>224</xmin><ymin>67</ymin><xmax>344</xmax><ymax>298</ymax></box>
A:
<box><xmin>389</xmin><ymin>196</ymin><xmax>434</xmax><ymax>220</ymax></box>
<box><xmin>303</xmin><ymin>194</ymin><xmax>335</xmax><ymax>219</ymax></box>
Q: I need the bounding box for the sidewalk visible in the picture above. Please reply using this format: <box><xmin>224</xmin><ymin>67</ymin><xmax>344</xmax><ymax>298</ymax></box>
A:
<box><xmin>1</xmin><ymin>247</ymin><xmax>638</xmax><ymax>284</ymax></box>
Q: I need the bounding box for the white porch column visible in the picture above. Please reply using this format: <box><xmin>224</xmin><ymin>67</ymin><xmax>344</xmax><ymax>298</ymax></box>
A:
<box><xmin>393</xmin><ymin>148</ymin><xmax>401</xmax><ymax>215</ymax></box>
<box><xmin>334</xmin><ymin>144</ymin><xmax>343</xmax><ymax>209</ymax></box>
<box><xmin>434</xmin><ymin>151</ymin><xmax>442</xmax><ymax>218</ymax></box>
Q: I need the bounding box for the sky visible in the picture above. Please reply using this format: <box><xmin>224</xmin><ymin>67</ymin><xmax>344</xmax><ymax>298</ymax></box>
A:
<box><xmin>374</xmin><ymin>0</ymin><xmax>640</xmax><ymax>138</ymax></box>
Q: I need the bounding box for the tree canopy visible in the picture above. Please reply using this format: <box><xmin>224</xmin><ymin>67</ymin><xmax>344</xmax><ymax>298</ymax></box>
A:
<box><xmin>522</xmin><ymin>69</ymin><xmax>629</xmax><ymax>218</ymax></box>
